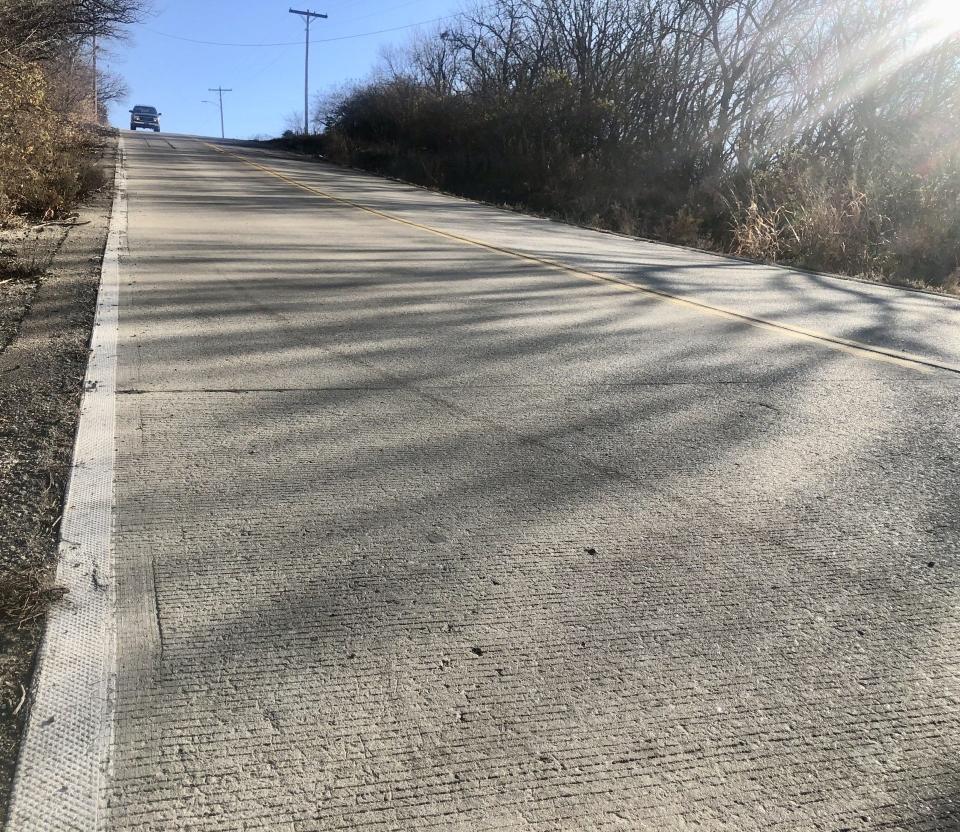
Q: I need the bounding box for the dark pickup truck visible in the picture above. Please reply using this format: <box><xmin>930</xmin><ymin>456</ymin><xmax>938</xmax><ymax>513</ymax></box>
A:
<box><xmin>129</xmin><ymin>105</ymin><xmax>161</xmax><ymax>132</ymax></box>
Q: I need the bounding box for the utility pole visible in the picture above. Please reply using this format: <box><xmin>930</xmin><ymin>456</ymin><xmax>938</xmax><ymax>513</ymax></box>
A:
<box><xmin>289</xmin><ymin>8</ymin><xmax>327</xmax><ymax>135</ymax></box>
<box><xmin>92</xmin><ymin>31</ymin><xmax>98</xmax><ymax>123</ymax></box>
<box><xmin>208</xmin><ymin>87</ymin><xmax>232</xmax><ymax>139</ymax></box>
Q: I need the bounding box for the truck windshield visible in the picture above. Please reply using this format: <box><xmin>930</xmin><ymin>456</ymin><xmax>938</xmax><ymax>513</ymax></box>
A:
<box><xmin>134</xmin><ymin>107</ymin><xmax>157</xmax><ymax>114</ymax></box>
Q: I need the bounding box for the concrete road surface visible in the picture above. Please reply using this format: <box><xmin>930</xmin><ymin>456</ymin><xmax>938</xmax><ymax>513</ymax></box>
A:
<box><xmin>58</xmin><ymin>134</ymin><xmax>960</xmax><ymax>829</ymax></box>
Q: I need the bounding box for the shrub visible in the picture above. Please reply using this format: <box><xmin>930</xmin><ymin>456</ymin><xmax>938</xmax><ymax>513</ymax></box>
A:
<box><xmin>725</xmin><ymin>152</ymin><xmax>960</xmax><ymax>289</ymax></box>
<box><xmin>0</xmin><ymin>59</ymin><xmax>105</xmax><ymax>224</ymax></box>
<box><xmin>309</xmin><ymin>0</ymin><xmax>960</xmax><ymax>295</ymax></box>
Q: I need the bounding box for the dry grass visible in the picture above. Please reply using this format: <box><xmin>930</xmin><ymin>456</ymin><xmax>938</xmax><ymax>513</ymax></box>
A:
<box><xmin>0</xmin><ymin>250</ymin><xmax>46</xmax><ymax>284</ymax></box>
<box><xmin>0</xmin><ymin>59</ymin><xmax>106</xmax><ymax>225</ymax></box>
<box><xmin>724</xmin><ymin>158</ymin><xmax>960</xmax><ymax>294</ymax></box>
<box><xmin>0</xmin><ymin>571</ymin><xmax>66</xmax><ymax>630</ymax></box>
<box><xmin>0</xmin><ymin>224</ymin><xmax>72</xmax><ymax>290</ymax></box>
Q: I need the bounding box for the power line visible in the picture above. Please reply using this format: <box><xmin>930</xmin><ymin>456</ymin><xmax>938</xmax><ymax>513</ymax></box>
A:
<box><xmin>145</xmin><ymin>15</ymin><xmax>454</xmax><ymax>48</ymax></box>
<box><xmin>235</xmin><ymin>50</ymin><xmax>287</xmax><ymax>86</ymax></box>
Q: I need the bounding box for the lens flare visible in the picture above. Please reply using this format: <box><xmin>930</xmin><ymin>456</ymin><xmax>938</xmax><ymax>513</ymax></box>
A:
<box><xmin>920</xmin><ymin>0</ymin><xmax>960</xmax><ymax>35</ymax></box>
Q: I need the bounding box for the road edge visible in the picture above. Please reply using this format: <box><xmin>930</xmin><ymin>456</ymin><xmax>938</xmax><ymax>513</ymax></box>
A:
<box><xmin>249</xmin><ymin>140</ymin><xmax>960</xmax><ymax>306</ymax></box>
<box><xmin>5</xmin><ymin>138</ymin><xmax>125</xmax><ymax>832</ymax></box>
<box><xmin>210</xmin><ymin>142</ymin><xmax>959</xmax><ymax>377</ymax></box>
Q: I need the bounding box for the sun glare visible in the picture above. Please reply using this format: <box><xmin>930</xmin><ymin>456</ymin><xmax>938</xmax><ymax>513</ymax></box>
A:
<box><xmin>920</xmin><ymin>0</ymin><xmax>960</xmax><ymax>35</ymax></box>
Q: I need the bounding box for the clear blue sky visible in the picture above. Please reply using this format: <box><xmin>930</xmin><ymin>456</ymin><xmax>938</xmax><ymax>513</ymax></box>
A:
<box><xmin>106</xmin><ymin>0</ymin><xmax>459</xmax><ymax>138</ymax></box>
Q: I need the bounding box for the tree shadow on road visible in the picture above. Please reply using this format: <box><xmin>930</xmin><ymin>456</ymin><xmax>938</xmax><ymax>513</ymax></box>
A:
<box><xmin>106</xmin><ymin>139</ymin><xmax>960</xmax><ymax>832</ymax></box>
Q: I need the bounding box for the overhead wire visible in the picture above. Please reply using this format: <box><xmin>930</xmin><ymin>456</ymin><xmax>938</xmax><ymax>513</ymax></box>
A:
<box><xmin>342</xmin><ymin>0</ymin><xmax>430</xmax><ymax>25</ymax></box>
<box><xmin>144</xmin><ymin>14</ymin><xmax>455</xmax><ymax>48</ymax></box>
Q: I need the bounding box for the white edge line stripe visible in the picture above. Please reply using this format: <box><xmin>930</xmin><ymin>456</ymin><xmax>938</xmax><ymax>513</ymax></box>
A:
<box><xmin>6</xmin><ymin>139</ymin><xmax>125</xmax><ymax>831</ymax></box>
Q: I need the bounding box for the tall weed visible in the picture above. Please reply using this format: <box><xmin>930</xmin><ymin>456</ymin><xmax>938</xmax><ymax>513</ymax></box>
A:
<box><xmin>0</xmin><ymin>60</ymin><xmax>103</xmax><ymax>224</ymax></box>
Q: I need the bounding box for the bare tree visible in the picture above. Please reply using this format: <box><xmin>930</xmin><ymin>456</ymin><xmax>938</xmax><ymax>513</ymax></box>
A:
<box><xmin>0</xmin><ymin>0</ymin><xmax>148</xmax><ymax>63</ymax></box>
<box><xmin>319</xmin><ymin>0</ymin><xmax>960</xmax><ymax>287</ymax></box>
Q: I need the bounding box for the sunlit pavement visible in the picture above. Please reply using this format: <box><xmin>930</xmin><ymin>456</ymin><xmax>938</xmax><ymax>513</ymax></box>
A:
<box><xmin>107</xmin><ymin>132</ymin><xmax>960</xmax><ymax>830</ymax></box>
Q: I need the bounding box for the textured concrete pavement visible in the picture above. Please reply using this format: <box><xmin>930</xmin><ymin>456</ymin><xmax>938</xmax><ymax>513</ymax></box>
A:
<box><xmin>105</xmin><ymin>133</ymin><xmax>960</xmax><ymax>830</ymax></box>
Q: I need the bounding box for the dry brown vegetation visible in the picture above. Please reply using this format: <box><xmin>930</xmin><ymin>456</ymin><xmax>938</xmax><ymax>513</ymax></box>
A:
<box><xmin>0</xmin><ymin>8</ymin><xmax>140</xmax><ymax>807</ymax></box>
<box><xmin>310</xmin><ymin>0</ymin><xmax>960</xmax><ymax>293</ymax></box>
<box><xmin>0</xmin><ymin>0</ymin><xmax>144</xmax><ymax>224</ymax></box>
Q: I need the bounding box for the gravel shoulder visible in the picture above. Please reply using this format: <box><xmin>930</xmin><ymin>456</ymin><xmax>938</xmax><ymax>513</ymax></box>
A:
<box><xmin>0</xmin><ymin>135</ymin><xmax>116</xmax><ymax>822</ymax></box>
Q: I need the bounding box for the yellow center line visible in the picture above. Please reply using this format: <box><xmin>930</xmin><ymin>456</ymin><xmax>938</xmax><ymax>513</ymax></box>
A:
<box><xmin>204</xmin><ymin>141</ymin><xmax>957</xmax><ymax>376</ymax></box>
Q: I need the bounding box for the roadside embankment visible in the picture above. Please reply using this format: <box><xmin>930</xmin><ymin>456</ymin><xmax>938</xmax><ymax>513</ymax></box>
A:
<box><xmin>0</xmin><ymin>134</ymin><xmax>117</xmax><ymax>822</ymax></box>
